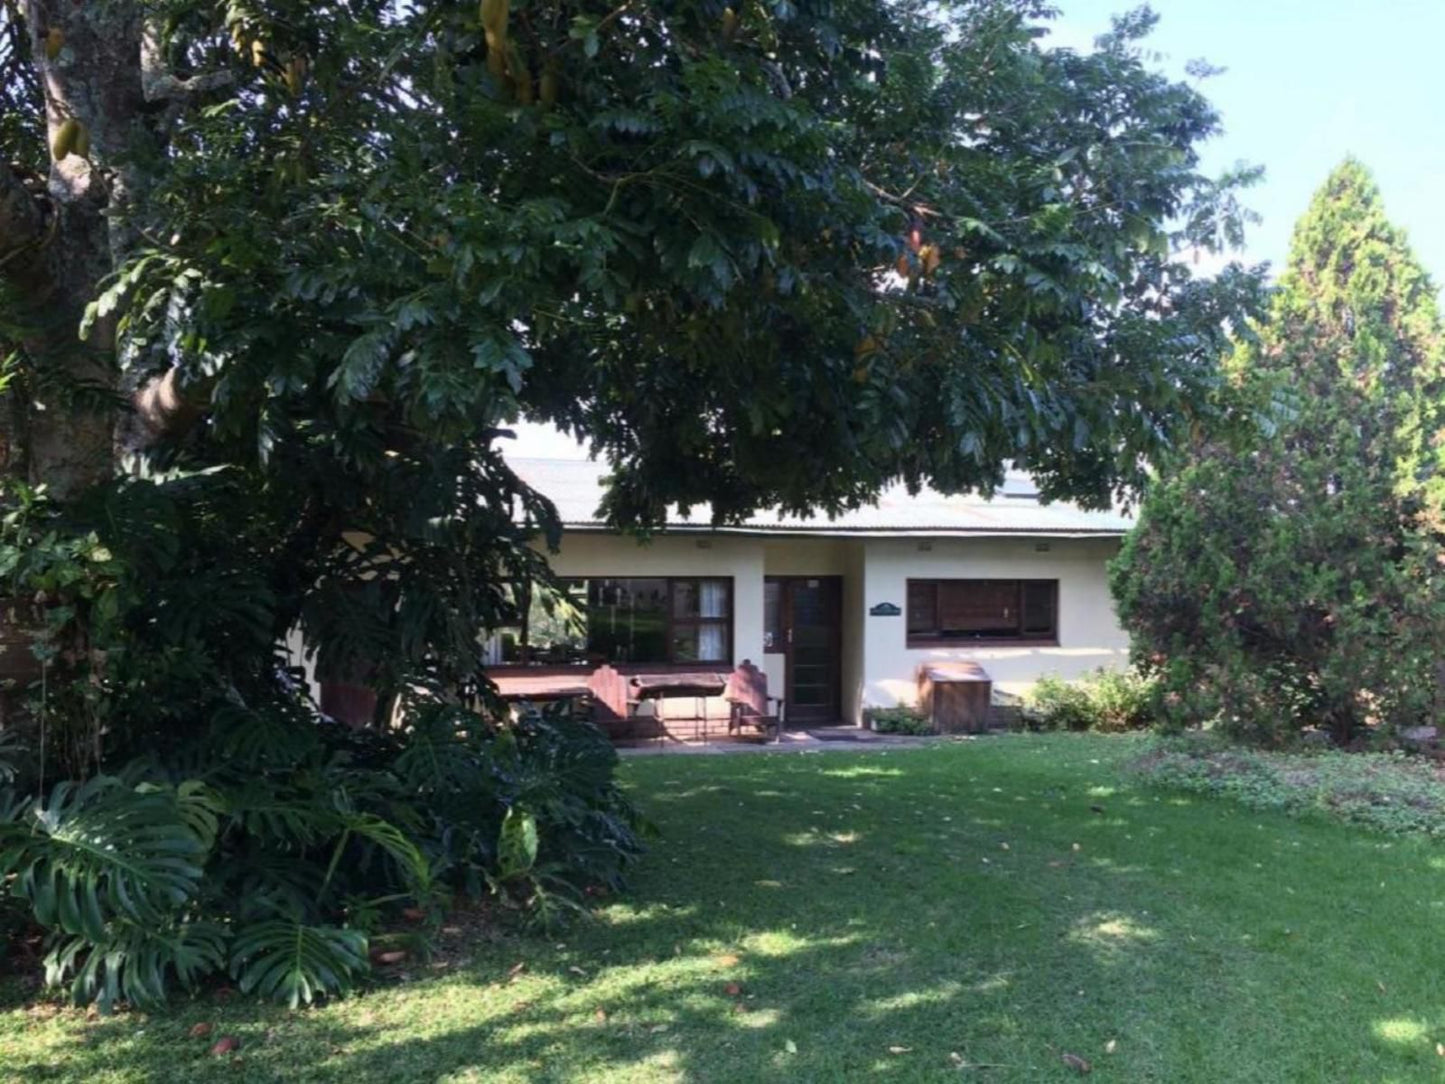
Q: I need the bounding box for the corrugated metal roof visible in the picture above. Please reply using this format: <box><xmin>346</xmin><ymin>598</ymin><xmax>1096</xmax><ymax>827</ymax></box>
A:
<box><xmin>508</xmin><ymin>457</ymin><xmax>1133</xmax><ymax>538</ymax></box>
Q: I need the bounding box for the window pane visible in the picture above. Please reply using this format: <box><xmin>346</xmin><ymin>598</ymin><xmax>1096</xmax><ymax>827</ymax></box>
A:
<box><xmin>587</xmin><ymin>578</ymin><xmax>668</xmax><ymax>663</ymax></box>
<box><xmin>764</xmin><ymin>581</ymin><xmax>783</xmax><ymax>652</ymax></box>
<box><xmin>907</xmin><ymin>581</ymin><xmax>937</xmax><ymax>634</ymax></box>
<box><xmin>1021</xmin><ymin>580</ymin><xmax>1057</xmax><ymax>637</ymax></box>
<box><xmin>675</xmin><ymin>579</ymin><xmax>729</xmax><ymax>619</ymax></box>
<box><xmin>699</xmin><ymin>579</ymin><xmax>729</xmax><ymax>618</ymax></box>
<box><xmin>906</xmin><ymin>579</ymin><xmax>1059</xmax><ymax>643</ymax></box>
<box><xmin>939</xmin><ymin>580</ymin><xmax>1018</xmax><ymax>636</ymax></box>
<box><xmin>672</xmin><ymin>580</ymin><xmax>699</xmax><ymax>619</ymax></box>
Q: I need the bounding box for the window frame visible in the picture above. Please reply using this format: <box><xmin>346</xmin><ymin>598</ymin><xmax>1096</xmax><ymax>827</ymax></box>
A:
<box><xmin>904</xmin><ymin>578</ymin><xmax>1059</xmax><ymax>647</ymax></box>
<box><xmin>488</xmin><ymin>576</ymin><xmax>735</xmax><ymax>669</ymax></box>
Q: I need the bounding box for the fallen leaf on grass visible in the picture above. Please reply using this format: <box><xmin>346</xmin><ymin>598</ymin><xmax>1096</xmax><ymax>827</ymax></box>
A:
<box><xmin>1435</xmin><ymin>1041</ymin><xmax>1444</xmax><ymax>1057</ymax></box>
<box><xmin>373</xmin><ymin>950</ymin><xmax>407</xmax><ymax>966</ymax></box>
<box><xmin>784</xmin><ymin>1038</ymin><xmax>798</xmax><ymax>1054</ymax></box>
<box><xmin>209</xmin><ymin>1036</ymin><xmax>240</xmax><ymax>1056</ymax></box>
<box><xmin>402</xmin><ymin>907</ymin><xmax>426</xmax><ymax>922</ymax></box>
<box><xmin>732</xmin><ymin>1002</ymin><xmax>749</xmax><ymax>1014</ymax></box>
<box><xmin>714</xmin><ymin>954</ymin><xmax>741</xmax><ymax>968</ymax></box>
<box><xmin>568</xmin><ymin>966</ymin><xmax>587</xmax><ymax>977</ymax></box>
<box><xmin>189</xmin><ymin>1022</ymin><xmax>213</xmax><ymax>1039</ymax></box>
<box><xmin>594</xmin><ymin>1009</ymin><xmax>608</xmax><ymax>1023</ymax></box>
<box><xmin>888</xmin><ymin>1045</ymin><xmax>912</xmax><ymax>1054</ymax></box>
<box><xmin>1071</xmin><ymin>843</ymin><xmax>1082</xmax><ymax>852</ymax></box>
<box><xmin>724</xmin><ymin>982</ymin><xmax>742</xmax><ymax>997</ymax></box>
<box><xmin>507</xmin><ymin>962</ymin><xmax>526</xmax><ymax>980</ymax></box>
<box><xmin>1105</xmin><ymin>1039</ymin><xmax>1117</xmax><ymax>1054</ymax></box>
<box><xmin>949</xmin><ymin>1052</ymin><xmax>965</xmax><ymax>1066</ymax></box>
<box><xmin>649</xmin><ymin>1023</ymin><xmax>669</xmax><ymax>1034</ymax></box>
<box><xmin>1061</xmin><ymin>1052</ymin><xmax>1091</xmax><ymax>1074</ymax></box>
<box><xmin>1376</xmin><ymin>980</ymin><xmax>1387</xmax><ymax>994</ymax></box>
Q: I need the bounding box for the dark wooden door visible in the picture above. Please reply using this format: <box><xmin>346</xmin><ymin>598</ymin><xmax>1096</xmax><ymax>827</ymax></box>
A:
<box><xmin>776</xmin><ymin>577</ymin><xmax>841</xmax><ymax>723</ymax></box>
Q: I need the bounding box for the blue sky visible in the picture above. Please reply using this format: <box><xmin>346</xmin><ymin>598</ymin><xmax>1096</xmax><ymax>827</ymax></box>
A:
<box><xmin>1047</xmin><ymin>0</ymin><xmax>1445</xmax><ymax>280</ymax></box>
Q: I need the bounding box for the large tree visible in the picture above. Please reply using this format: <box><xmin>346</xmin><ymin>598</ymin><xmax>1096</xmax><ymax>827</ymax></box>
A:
<box><xmin>0</xmin><ymin>0</ymin><xmax>1266</xmax><ymax>1006</ymax></box>
<box><xmin>1112</xmin><ymin>159</ymin><xmax>1445</xmax><ymax>745</ymax></box>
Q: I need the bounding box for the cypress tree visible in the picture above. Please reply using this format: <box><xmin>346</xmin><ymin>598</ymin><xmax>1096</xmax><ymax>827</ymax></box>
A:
<box><xmin>1112</xmin><ymin>159</ymin><xmax>1445</xmax><ymax>745</ymax></box>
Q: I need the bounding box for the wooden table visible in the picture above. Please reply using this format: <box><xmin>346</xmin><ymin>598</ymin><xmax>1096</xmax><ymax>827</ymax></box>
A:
<box><xmin>491</xmin><ymin>673</ymin><xmax>590</xmax><ymax>703</ymax></box>
<box><xmin>629</xmin><ymin>671</ymin><xmax>729</xmax><ymax>699</ymax></box>
<box><xmin>629</xmin><ymin>671</ymin><xmax>730</xmax><ymax>743</ymax></box>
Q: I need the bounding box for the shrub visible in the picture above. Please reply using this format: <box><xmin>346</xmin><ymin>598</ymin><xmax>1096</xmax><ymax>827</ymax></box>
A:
<box><xmin>1109</xmin><ymin>162</ymin><xmax>1445</xmax><ymax>747</ymax></box>
<box><xmin>0</xmin><ymin>699</ymin><xmax>644</xmax><ymax>1011</ymax></box>
<box><xmin>864</xmin><ymin>706</ymin><xmax>934</xmax><ymax>735</ymax></box>
<box><xmin>0</xmin><ymin>475</ymin><xmax>644</xmax><ymax>1012</ymax></box>
<box><xmin>1021</xmin><ymin>670</ymin><xmax>1155</xmax><ymax>732</ymax></box>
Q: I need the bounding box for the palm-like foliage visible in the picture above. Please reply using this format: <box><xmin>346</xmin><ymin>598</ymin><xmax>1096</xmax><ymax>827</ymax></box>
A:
<box><xmin>229</xmin><ymin>920</ymin><xmax>368</xmax><ymax>1008</ymax></box>
<box><xmin>46</xmin><ymin>920</ymin><xmax>228</xmax><ymax>1012</ymax></box>
<box><xmin>3</xmin><ymin>777</ymin><xmax>207</xmax><ymax>941</ymax></box>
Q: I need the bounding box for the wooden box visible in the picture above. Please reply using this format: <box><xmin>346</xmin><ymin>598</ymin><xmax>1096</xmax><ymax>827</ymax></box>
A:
<box><xmin>918</xmin><ymin>662</ymin><xmax>992</xmax><ymax>734</ymax></box>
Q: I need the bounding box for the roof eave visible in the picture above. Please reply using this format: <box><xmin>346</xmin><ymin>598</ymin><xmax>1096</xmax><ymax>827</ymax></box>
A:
<box><xmin>546</xmin><ymin>522</ymin><xmax>1128</xmax><ymax>539</ymax></box>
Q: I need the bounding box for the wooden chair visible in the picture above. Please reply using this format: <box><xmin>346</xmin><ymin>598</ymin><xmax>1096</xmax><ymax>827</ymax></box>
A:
<box><xmin>723</xmin><ymin>659</ymin><xmax>784</xmax><ymax>742</ymax></box>
<box><xmin>587</xmin><ymin>664</ymin><xmax>644</xmax><ymax>741</ymax></box>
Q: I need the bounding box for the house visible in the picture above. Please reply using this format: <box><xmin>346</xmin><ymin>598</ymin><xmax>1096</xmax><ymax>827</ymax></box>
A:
<box><xmin>490</xmin><ymin>457</ymin><xmax>1132</xmax><ymax>732</ymax></box>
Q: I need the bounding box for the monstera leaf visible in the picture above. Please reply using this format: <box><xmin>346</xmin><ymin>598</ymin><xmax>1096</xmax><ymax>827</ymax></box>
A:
<box><xmin>229</xmin><ymin>920</ymin><xmax>369</xmax><ymax>1007</ymax></box>
<box><xmin>6</xmin><ymin>776</ymin><xmax>208</xmax><ymax>941</ymax></box>
<box><xmin>45</xmin><ymin>920</ymin><xmax>228</xmax><ymax>1012</ymax></box>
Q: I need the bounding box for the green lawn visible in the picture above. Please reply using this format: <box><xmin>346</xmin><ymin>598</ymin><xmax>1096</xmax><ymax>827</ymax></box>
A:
<box><xmin>6</xmin><ymin>732</ymin><xmax>1445</xmax><ymax>1082</ymax></box>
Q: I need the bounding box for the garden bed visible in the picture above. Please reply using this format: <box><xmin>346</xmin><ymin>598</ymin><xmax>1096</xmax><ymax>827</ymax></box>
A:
<box><xmin>1133</xmin><ymin>735</ymin><xmax>1445</xmax><ymax>835</ymax></box>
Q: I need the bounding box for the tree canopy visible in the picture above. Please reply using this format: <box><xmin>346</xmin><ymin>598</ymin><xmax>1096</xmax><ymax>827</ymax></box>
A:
<box><xmin>0</xmin><ymin>0</ymin><xmax>1266</xmax><ymax>1007</ymax></box>
<box><xmin>1112</xmin><ymin>158</ymin><xmax>1445</xmax><ymax>745</ymax></box>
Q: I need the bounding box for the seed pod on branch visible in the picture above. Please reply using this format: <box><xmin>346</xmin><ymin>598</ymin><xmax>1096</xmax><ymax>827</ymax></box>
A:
<box><xmin>50</xmin><ymin>118</ymin><xmax>83</xmax><ymax>161</ymax></box>
<box><xmin>481</xmin><ymin>0</ymin><xmax>510</xmax><ymax>81</ymax></box>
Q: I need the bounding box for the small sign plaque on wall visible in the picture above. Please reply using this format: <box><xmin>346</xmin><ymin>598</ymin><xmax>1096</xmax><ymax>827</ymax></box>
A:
<box><xmin>868</xmin><ymin>601</ymin><xmax>902</xmax><ymax>617</ymax></box>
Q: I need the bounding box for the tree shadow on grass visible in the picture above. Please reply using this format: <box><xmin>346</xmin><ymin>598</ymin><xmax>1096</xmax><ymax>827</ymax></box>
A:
<box><xmin>7</xmin><ymin>742</ymin><xmax>1445</xmax><ymax>1082</ymax></box>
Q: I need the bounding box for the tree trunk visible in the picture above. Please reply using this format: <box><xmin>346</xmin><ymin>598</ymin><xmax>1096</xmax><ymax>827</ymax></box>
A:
<box><xmin>1</xmin><ymin>1</ymin><xmax>150</xmax><ymax>497</ymax></box>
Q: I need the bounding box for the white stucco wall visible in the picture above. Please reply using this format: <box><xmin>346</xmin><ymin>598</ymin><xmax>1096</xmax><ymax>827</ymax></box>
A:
<box><xmin>858</xmin><ymin>536</ymin><xmax>1128</xmax><ymax>711</ymax></box>
<box><xmin>522</xmin><ymin>530</ymin><xmax>1127</xmax><ymax>725</ymax></box>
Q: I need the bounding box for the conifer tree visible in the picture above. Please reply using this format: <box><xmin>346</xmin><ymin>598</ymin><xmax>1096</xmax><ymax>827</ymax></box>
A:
<box><xmin>1112</xmin><ymin>159</ymin><xmax>1445</xmax><ymax>745</ymax></box>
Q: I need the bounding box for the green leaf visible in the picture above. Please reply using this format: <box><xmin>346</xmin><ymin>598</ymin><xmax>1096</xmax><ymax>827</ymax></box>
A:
<box><xmin>11</xmin><ymin>777</ymin><xmax>207</xmax><ymax>942</ymax></box>
<box><xmin>45</xmin><ymin>920</ymin><xmax>228</xmax><ymax>1013</ymax></box>
<box><xmin>498</xmin><ymin>807</ymin><xmax>539</xmax><ymax>878</ymax></box>
<box><xmin>230</xmin><ymin>920</ymin><xmax>368</xmax><ymax>1008</ymax></box>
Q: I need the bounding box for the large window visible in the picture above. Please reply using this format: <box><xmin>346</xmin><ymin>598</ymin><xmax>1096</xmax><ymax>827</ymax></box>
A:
<box><xmin>906</xmin><ymin>579</ymin><xmax>1058</xmax><ymax>645</ymax></box>
<box><xmin>486</xmin><ymin>577</ymin><xmax>733</xmax><ymax>666</ymax></box>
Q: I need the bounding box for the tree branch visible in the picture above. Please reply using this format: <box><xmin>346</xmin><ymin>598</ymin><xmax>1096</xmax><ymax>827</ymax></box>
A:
<box><xmin>140</xmin><ymin>22</ymin><xmax>233</xmax><ymax>103</ymax></box>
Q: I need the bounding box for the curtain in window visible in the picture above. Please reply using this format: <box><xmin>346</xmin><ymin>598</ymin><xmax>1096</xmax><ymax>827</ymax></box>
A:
<box><xmin>697</xmin><ymin>624</ymin><xmax>726</xmax><ymax>661</ymax></box>
<box><xmin>699</xmin><ymin>580</ymin><xmax>728</xmax><ymax>618</ymax></box>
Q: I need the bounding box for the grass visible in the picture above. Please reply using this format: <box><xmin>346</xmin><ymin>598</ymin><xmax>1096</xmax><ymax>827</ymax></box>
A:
<box><xmin>6</xmin><ymin>732</ymin><xmax>1445</xmax><ymax>1082</ymax></box>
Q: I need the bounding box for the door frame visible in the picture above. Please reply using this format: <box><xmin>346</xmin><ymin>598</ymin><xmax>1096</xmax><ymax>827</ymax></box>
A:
<box><xmin>765</xmin><ymin>575</ymin><xmax>843</xmax><ymax>726</ymax></box>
